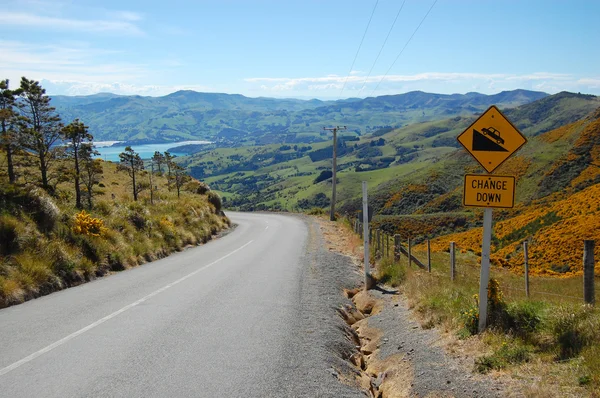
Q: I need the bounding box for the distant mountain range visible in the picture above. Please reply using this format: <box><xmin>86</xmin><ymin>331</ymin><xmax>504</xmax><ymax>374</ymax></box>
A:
<box><xmin>51</xmin><ymin>89</ymin><xmax>549</xmax><ymax>144</ymax></box>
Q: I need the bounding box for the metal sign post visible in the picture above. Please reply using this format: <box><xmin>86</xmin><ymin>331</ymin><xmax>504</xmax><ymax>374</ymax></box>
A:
<box><xmin>457</xmin><ymin>104</ymin><xmax>526</xmax><ymax>333</ymax></box>
<box><xmin>478</xmin><ymin>208</ymin><xmax>493</xmax><ymax>332</ymax></box>
<box><xmin>362</xmin><ymin>181</ymin><xmax>370</xmax><ymax>290</ymax></box>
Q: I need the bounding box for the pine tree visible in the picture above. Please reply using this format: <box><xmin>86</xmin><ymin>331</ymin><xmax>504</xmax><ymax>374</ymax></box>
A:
<box><xmin>172</xmin><ymin>164</ymin><xmax>190</xmax><ymax>198</ymax></box>
<box><xmin>63</xmin><ymin>119</ymin><xmax>93</xmax><ymax>209</ymax></box>
<box><xmin>117</xmin><ymin>146</ymin><xmax>144</xmax><ymax>201</ymax></box>
<box><xmin>164</xmin><ymin>151</ymin><xmax>175</xmax><ymax>186</ymax></box>
<box><xmin>80</xmin><ymin>144</ymin><xmax>103</xmax><ymax>209</ymax></box>
<box><xmin>152</xmin><ymin>151</ymin><xmax>165</xmax><ymax>174</ymax></box>
<box><xmin>0</xmin><ymin>79</ymin><xmax>22</xmax><ymax>183</ymax></box>
<box><xmin>17</xmin><ymin>77</ymin><xmax>63</xmax><ymax>191</ymax></box>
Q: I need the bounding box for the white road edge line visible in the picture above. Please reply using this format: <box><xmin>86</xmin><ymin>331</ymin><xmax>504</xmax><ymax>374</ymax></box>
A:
<box><xmin>0</xmin><ymin>240</ymin><xmax>254</xmax><ymax>377</ymax></box>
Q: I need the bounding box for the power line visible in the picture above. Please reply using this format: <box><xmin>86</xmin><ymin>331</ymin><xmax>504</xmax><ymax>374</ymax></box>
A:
<box><xmin>338</xmin><ymin>0</ymin><xmax>379</xmax><ymax>99</ymax></box>
<box><xmin>370</xmin><ymin>0</ymin><xmax>439</xmax><ymax>96</ymax></box>
<box><xmin>357</xmin><ymin>0</ymin><xmax>407</xmax><ymax>96</ymax></box>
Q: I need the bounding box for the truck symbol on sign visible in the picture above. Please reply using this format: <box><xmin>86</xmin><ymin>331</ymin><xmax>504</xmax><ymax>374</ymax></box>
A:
<box><xmin>481</xmin><ymin>127</ymin><xmax>504</xmax><ymax>145</ymax></box>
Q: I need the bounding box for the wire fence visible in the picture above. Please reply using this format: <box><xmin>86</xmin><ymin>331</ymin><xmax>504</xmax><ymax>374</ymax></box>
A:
<box><xmin>350</xmin><ymin>219</ymin><xmax>597</xmax><ymax>305</ymax></box>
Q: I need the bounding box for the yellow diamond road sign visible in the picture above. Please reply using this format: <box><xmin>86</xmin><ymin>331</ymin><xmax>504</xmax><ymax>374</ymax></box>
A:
<box><xmin>457</xmin><ymin>105</ymin><xmax>527</xmax><ymax>173</ymax></box>
<box><xmin>463</xmin><ymin>174</ymin><xmax>515</xmax><ymax>208</ymax></box>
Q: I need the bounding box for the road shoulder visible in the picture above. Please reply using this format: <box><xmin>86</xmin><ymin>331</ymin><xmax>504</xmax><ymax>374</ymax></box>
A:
<box><xmin>315</xmin><ymin>216</ymin><xmax>523</xmax><ymax>397</ymax></box>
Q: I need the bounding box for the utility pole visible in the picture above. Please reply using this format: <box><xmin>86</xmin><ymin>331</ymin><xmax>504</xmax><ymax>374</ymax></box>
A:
<box><xmin>324</xmin><ymin>126</ymin><xmax>346</xmax><ymax>221</ymax></box>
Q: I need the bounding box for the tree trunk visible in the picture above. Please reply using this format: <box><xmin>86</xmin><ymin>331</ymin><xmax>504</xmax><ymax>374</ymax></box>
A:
<box><xmin>132</xmin><ymin>165</ymin><xmax>138</xmax><ymax>201</ymax></box>
<box><xmin>74</xmin><ymin>149</ymin><xmax>82</xmax><ymax>209</ymax></box>
<box><xmin>39</xmin><ymin>150</ymin><xmax>49</xmax><ymax>190</ymax></box>
<box><xmin>87</xmin><ymin>187</ymin><xmax>93</xmax><ymax>209</ymax></box>
<box><xmin>5</xmin><ymin>143</ymin><xmax>15</xmax><ymax>183</ymax></box>
<box><xmin>1</xmin><ymin>119</ymin><xmax>16</xmax><ymax>183</ymax></box>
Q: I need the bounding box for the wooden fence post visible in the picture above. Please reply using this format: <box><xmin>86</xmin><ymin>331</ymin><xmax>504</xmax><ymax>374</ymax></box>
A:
<box><xmin>523</xmin><ymin>241</ymin><xmax>530</xmax><ymax>298</ymax></box>
<box><xmin>408</xmin><ymin>238</ymin><xmax>412</xmax><ymax>268</ymax></box>
<box><xmin>376</xmin><ymin>229</ymin><xmax>381</xmax><ymax>257</ymax></box>
<box><xmin>394</xmin><ymin>234</ymin><xmax>400</xmax><ymax>261</ymax></box>
<box><xmin>427</xmin><ymin>239</ymin><xmax>431</xmax><ymax>273</ymax></box>
<box><xmin>386</xmin><ymin>233</ymin><xmax>390</xmax><ymax>258</ymax></box>
<box><xmin>584</xmin><ymin>240</ymin><xmax>595</xmax><ymax>305</ymax></box>
<box><xmin>450</xmin><ymin>241</ymin><xmax>456</xmax><ymax>281</ymax></box>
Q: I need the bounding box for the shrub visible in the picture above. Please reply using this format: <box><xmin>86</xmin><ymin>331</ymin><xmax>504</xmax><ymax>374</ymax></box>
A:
<box><xmin>461</xmin><ymin>299</ymin><xmax>479</xmax><ymax>336</ymax></box>
<box><xmin>476</xmin><ymin>342</ymin><xmax>531</xmax><ymax>373</ymax></box>
<box><xmin>207</xmin><ymin>191</ymin><xmax>223</xmax><ymax>213</ymax></box>
<box><xmin>0</xmin><ymin>275</ymin><xmax>22</xmax><ymax>303</ymax></box>
<box><xmin>94</xmin><ymin>200</ymin><xmax>113</xmax><ymax>216</ymax></box>
<box><xmin>582</xmin><ymin>344</ymin><xmax>600</xmax><ymax>387</ymax></box>
<box><xmin>76</xmin><ymin>258</ymin><xmax>96</xmax><ymax>279</ymax></box>
<box><xmin>195</xmin><ymin>182</ymin><xmax>210</xmax><ymax>195</ymax></box>
<box><xmin>44</xmin><ymin>240</ymin><xmax>76</xmax><ymax>274</ymax></box>
<box><xmin>30</xmin><ymin>188</ymin><xmax>60</xmax><ymax>232</ymax></box>
<box><xmin>0</xmin><ymin>215</ymin><xmax>22</xmax><ymax>255</ymax></box>
<box><xmin>14</xmin><ymin>253</ymin><xmax>54</xmax><ymax>289</ymax></box>
<box><xmin>107</xmin><ymin>251</ymin><xmax>125</xmax><ymax>271</ymax></box>
<box><xmin>504</xmin><ymin>301</ymin><xmax>544</xmax><ymax>340</ymax></box>
<box><xmin>314</xmin><ymin>170</ymin><xmax>332</xmax><ymax>183</ymax></box>
<box><xmin>77</xmin><ymin>235</ymin><xmax>109</xmax><ymax>264</ymax></box>
<box><xmin>127</xmin><ymin>207</ymin><xmax>149</xmax><ymax>230</ymax></box>
<box><xmin>307</xmin><ymin>207</ymin><xmax>325</xmax><ymax>215</ymax></box>
<box><xmin>551</xmin><ymin>306</ymin><xmax>599</xmax><ymax>360</ymax></box>
<box><xmin>72</xmin><ymin>210</ymin><xmax>107</xmax><ymax>237</ymax></box>
<box><xmin>377</xmin><ymin>257</ymin><xmax>406</xmax><ymax>287</ymax></box>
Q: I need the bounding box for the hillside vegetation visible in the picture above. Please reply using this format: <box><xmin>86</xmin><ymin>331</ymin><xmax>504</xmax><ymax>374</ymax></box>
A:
<box><xmin>52</xmin><ymin>89</ymin><xmax>547</xmax><ymax>144</ymax></box>
<box><xmin>187</xmin><ymin>91</ymin><xmax>600</xmax><ymax>276</ymax></box>
<box><xmin>426</xmin><ymin>109</ymin><xmax>600</xmax><ymax>275</ymax></box>
<box><xmin>0</xmin><ymin>77</ymin><xmax>229</xmax><ymax>308</ymax></box>
<box><xmin>192</xmin><ymin>91</ymin><xmax>599</xmax><ymax>213</ymax></box>
<box><xmin>0</xmin><ymin>159</ymin><xmax>229</xmax><ymax>308</ymax></box>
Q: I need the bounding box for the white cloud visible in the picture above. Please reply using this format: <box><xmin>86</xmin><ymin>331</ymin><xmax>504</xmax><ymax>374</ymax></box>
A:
<box><xmin>41</xmin><ymin>80</ymin><xmax>212</xmax><ymax>96</ymax></box>
<box><xmin>578</xmin><ymin>78</ymin><xmax>600</xmax><ymax>88</ymax></box>
<box><xmin>0</xmin><ymin>40</ymin><xmax>143</xmax><ymax>82</ymax></box>
<box><xmin>111</xmin><ymin>11</ymin><xmax>143</xmax><ymax>22</ymax></box>
<box><xmin>245</xmin><ymin>72</ymin><xmax>600</xmax><ymax>97</ymax></box>
<box><xmin>0</xmin><ymin>11</ymin><xmax>144</xmax><ymax>35</ymax></box>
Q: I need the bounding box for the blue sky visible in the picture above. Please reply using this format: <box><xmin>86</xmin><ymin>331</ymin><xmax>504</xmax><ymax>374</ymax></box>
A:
<box><xmin>1</xmin><ymin>0</ymin><xmax>599</xmax><ymax>99</ymax></box>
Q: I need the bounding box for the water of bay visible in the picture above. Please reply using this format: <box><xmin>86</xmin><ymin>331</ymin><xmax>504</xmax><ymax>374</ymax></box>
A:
<box><xmin>94</xmin><ymin>141</ymin><xmax>211</xmax><ymax>162</ymax></box>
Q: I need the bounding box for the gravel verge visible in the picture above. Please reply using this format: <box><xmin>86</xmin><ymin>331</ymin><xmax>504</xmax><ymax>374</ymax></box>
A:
<box><xmin>276</xmin><ymin>215</ymin><xmax>367</xmax><ymax>397</ymax></box>
<box><xmin>366</xmin><ymin>289</ymin><xmax>509</xmax><ymax>397</ymax></box>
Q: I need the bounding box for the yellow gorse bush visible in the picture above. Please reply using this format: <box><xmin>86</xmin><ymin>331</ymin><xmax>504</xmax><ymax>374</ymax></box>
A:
<box><xmin>159</xmin><ymin>217</ymin><xmax>175</xmax><ymax>229</ymax></box>
<box><xmin>72</xmin><ymin>210</ymin><xmax>107</xmax><ymax>237</ymax></box>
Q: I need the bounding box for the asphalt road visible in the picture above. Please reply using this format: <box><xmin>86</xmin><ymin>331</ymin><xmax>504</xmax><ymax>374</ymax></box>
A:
<box><xmin>0</xmin><ymin>212</ymin><xmax>364</xmax><ymax>397</ymax></box>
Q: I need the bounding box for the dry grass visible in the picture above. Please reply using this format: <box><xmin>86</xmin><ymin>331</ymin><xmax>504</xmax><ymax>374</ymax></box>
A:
<box><xmin>377</xmin><ymin>245</ymin><xmax>600</xmax><ymax>395</ymax></box>
<box><xmin>327</xmin><ymin>216</ymin><xmax>600</xmax><ymax>395</ymax></box>
<box><xmin>0</xmin><ymin>158</ymin><xmax>230</xmax><ymax>307</ymax></box>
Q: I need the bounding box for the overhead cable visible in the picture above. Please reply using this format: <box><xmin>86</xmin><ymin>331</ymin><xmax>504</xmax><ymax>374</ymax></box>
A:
<box><xmin>338</xmin><ymin>0</ymin><xmax>379</xmax><ymax>99</ymax></box>
<box><xmin>357</xmin><ymin>0</ymin><xmax>407</xmax><ymax>96</ymax></box>
<box><xmin>370</xmin><ymin>0</ymin><xmax>439</xmax><ymax>96</ymax></box>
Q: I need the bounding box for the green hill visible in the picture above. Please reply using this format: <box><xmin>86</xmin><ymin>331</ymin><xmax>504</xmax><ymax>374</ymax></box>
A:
<box><xmin>187</xmin><ymin>91</ymin><xmax>599</xmax><ymax>219</ymax></box>
<box><xmin>52</xmin><ymin>89</ymin><xmax>547</xmax><ymax>144</ymax></box>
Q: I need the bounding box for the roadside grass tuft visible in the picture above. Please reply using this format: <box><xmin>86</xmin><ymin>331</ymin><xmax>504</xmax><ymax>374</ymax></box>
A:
<box><xmin>369</xmin><ymin>244</ymin><xmax>600</xmax><ymax>394</ymax></box>
<box><xmin>476</xmin><ymin>339</ymin><xmax>533</xmax><ymax>373</ymax></box>
<box><xmin>376</xmin><ymin>257</ymin><xmax>406</xmax><ymax>287</ymax></box>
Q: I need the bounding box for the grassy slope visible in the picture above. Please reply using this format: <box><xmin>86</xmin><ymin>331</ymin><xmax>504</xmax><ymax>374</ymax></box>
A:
<box><xmin>193</xmin><ymin>92</ymin><xmax>599</xmax><ymax>214</ymax></box>
<box><xmin>425</xmin><ymin>112</ymin><xmax>600</xmax><ymax>275</ymax></box>
<box><xmin>0</xmin><ymin>158</ymin><xmax>229</xmax><ymax>308</ymax></box>
<box><xmin>196</xmin><ymin>94</ymin><xmax>600</xmax><ymax>277</ymax></box>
